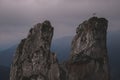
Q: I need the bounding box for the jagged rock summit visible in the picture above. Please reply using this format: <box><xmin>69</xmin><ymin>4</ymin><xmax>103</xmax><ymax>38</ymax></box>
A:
<box><xmin>10</xmin><ymin>20</ymin><xmax>61</xmax><ymax>80</ymax></box>
<box><xmin>68</xmin><ymin>17</ymin><xmax>110</xmax><ymax>80</ymax></box>
<box><xmin>10</xmin><ymin>17</ymin><xmax>110</xmax><ymax>80</ymax></box>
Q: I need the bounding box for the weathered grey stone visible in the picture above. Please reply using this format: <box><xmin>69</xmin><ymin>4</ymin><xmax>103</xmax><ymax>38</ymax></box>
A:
<box><xmin>10</xmin><ymin>17</ymin><xmax>110</xmax><ymax>80</ymax></box>
<box><xmin>10</xmin><ymin>20</ymin><xmax>61</xmax><ymax>80</ymax></box>
<box><xmin>68</xmin><ymin>17</ymin><xmax>110</xmax><ymax>80</ymax></box>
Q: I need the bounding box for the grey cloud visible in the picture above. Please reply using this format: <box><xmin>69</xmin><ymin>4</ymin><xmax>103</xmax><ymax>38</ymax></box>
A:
<box><xmin>0</xmin><ymin>0</ymin><xmax>120</xmax><ymax>46</ymax></box>
<box><xmin>0</xmin><ymin>0</ymin><xmax>120</xmax><ymax>26</ymax></box>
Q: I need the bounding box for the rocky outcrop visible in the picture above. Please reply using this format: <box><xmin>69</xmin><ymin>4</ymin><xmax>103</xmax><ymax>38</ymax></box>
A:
<box><xmin>10</xmin><ymin>21</ymin><xmax>61</xmax><ymax>80</ymax></box>
<box><xmin>10</xmin><ymin>17</ymin><xmax>110</xmax><ymax>80</ymax></box>
<box><xmin>68</xmin><ymin>17</ymin><xmax>110</xmax><ymax>80</ymax></box>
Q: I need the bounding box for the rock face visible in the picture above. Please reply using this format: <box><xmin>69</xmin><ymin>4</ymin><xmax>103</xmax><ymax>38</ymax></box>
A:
<box><xmin>68</xmin><ymin>17</ymin><xmax>110</xmax><ymax>80</ymax></box>
<box><xmin>10</xmin><ymin>21</ymin><xmax>61</xmax><ymax>80</ymax></box>
<box><xmin>10</xmin><ymin>17</ymin><xmax>110</xmax><ymax>80</ymax></box>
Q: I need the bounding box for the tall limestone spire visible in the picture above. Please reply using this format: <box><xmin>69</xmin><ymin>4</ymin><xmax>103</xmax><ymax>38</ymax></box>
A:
<box><xmin>68</xmin><ymin>17</ymin><xmax>110</xmax><ymax>80</ymax></box>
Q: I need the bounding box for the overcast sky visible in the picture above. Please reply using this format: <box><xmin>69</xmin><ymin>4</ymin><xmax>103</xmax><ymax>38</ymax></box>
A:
<box><xmin>0</xmin><ymin>0</ymin><xmax>120</xmax><ymax>50</ymax></box>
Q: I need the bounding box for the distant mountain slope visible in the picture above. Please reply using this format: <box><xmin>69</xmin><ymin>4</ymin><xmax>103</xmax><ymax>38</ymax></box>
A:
<box><xmin>0</xmin><ymin>65</ymin><xmax>10</xmax><ymax>80</ymax></box>
<box><xmin>51</xmin><ymin>36</ymin><xmax>72</xmax><ymax>62</ymax></box>
<box><xmin>107</xmin><ymin>32</ymin><xmax>120</xmax><ymax>80</ymax></box>
<box><xmin>0</xmin><ymin>45</ymin><xmax>17</xmax><ymax>67</ymax></box>
<box><xmin>0</xmin><ymin>32</ymin><xmax>120</xmax><ymax>80</ymax></box>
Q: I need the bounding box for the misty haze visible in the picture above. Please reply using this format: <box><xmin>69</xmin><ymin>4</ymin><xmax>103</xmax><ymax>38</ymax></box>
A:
<box><xmin>0</xmin><ymin>0</ymin><xmax>120</xmax><ymax>80</ymax></box>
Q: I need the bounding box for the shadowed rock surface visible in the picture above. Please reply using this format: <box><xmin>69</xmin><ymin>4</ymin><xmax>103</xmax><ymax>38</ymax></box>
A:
<box><xmin>10</xmin><ymin>17</ymin><xmax>110</xmax><ymax>80</ymax></box>
<box><xmin>67</xmin><ymin>17</ymin><xmax>110</xmax><ymax>80</ymax></box>
<box><xmin>10</xmin><ymin>21</ymin><xmax>61</xmax><ymax>80</ymax></box>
